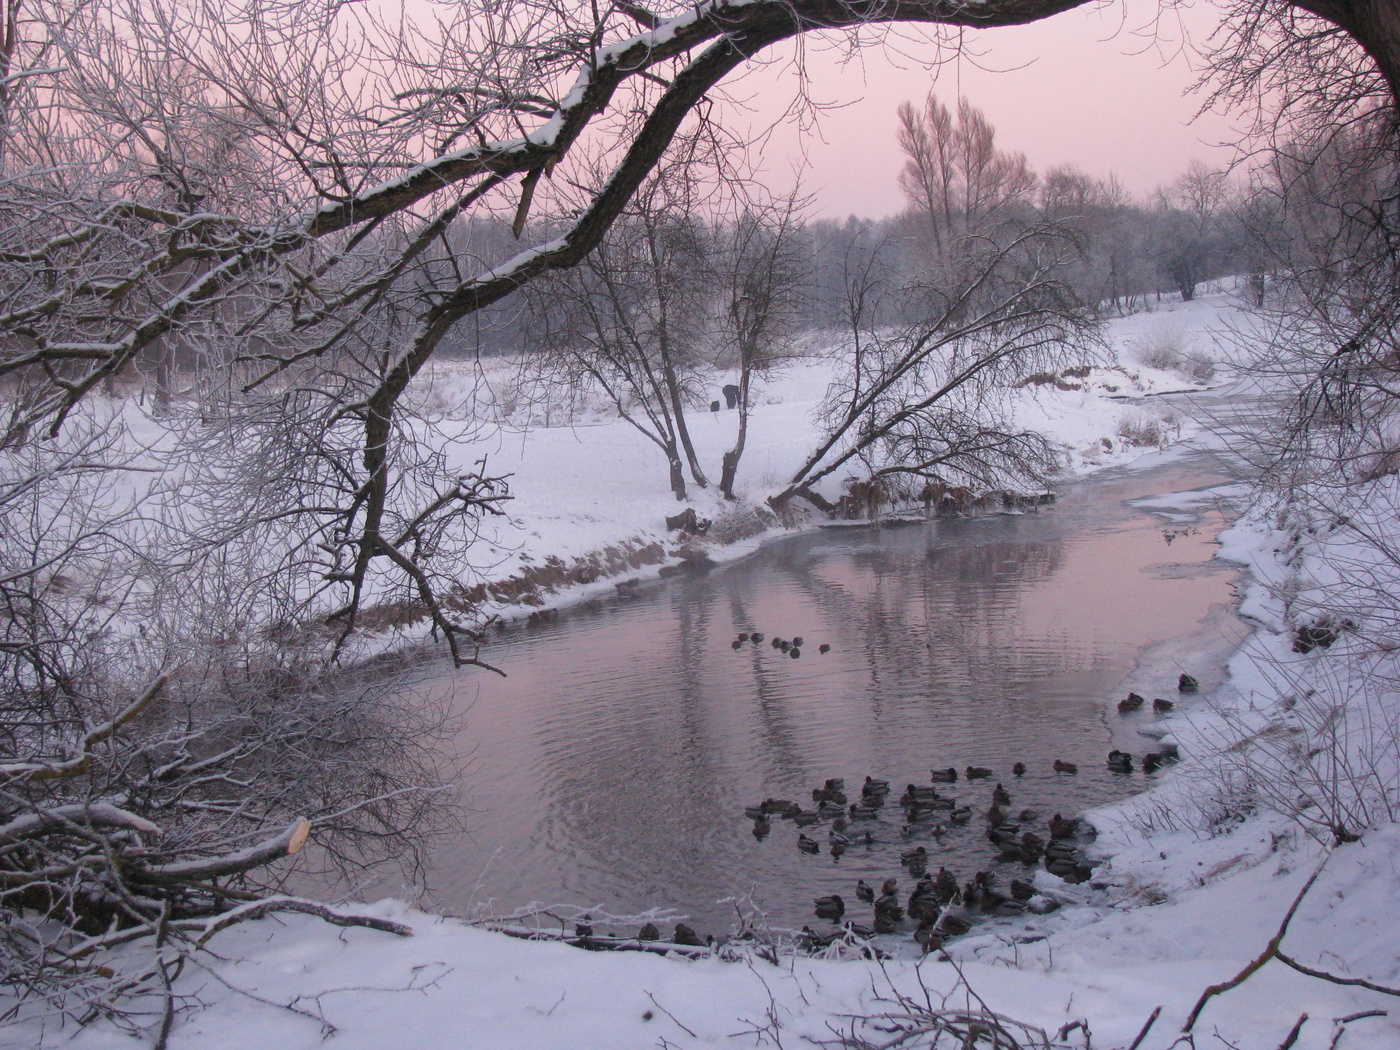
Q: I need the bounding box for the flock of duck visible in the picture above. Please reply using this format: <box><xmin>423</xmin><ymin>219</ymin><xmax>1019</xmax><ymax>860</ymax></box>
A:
<box><xmin>735</xmin><ymin>767</ymin><xmax>1108</xmax><ymax>952</ymax></box>
<box><xmin>712</xmin><ymin>631</ymin><xmax>1192</xmax><ymax>952</ymax></box>
<box><xmin>730</xmin><ymin>631</ymin><xmax>832</xmax><ymax>658</ymax></box>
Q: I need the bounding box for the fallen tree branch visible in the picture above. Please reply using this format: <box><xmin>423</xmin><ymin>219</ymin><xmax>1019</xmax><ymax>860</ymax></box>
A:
<box><xmin>191</xmin><ymin>896</ymin><xmax>413</xmax><ymax>947</ymax></box>
<box><xmin>1127</xmin><ymin>1006</ymin><xmax>1162</xmax><ymax>1050</ymax></box>
<box><xmin>1329</xmin><ymin>1011</ymin><xmax>1388</xmax><ymax>1050</ymax></box>
<box><xmin>1277</xmin><ymin>1014</ymin><xmax>1308</xmax><ymax>1050</ymax></box>
<box><xmin>0</xmin><ymin>673</ymin><xmax>169</xmax><ymax>782</ymax></box>
<box><xmin>1183</xmin><ymin>861</ymin><xmax>1328</xmax><ymax>1031</ymax></box>
<box><xmin>1275</xmin><ymin>951</ymin><xmax>1400</xmax><ymax>998</ymax></box>
<box><xmin>1179</xmin><ymin>853</ymin><xmax>1397</xmax><ymax>1033</ymax></box>
<box><xmin>0</xmin><ymin>802</ymin><xmax>161</xmax><ymax>843</ymax></box>
<box><xmin>480</xmin><ymin>922</ymin><xmax>711</xmax><ymax>956</ymax></box>
<box><xmin>135</xmin><ymin>818</ymin><xmax>310</xmax><ymax>883</ymax></box>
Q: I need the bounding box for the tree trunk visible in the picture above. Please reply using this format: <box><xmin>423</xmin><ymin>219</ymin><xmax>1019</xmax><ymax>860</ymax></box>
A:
<box><xmin>1299</xmin><ymin>0</ymin><xmax>1400</xmax><ymax>108</ymax></box>
<box><xmin>667</xmin><ymin>452</ymin><xmax>688</xmax><ymax>500</ymax></box>
<box><xmin>154</xmin><ymin>346</ymin><xmax>172</xmax><ymax>415</ymax></box>
<box><xmin>719</xmin><ymin>364</ymin><xmax>751</xmax><ymax>499</ymax></box>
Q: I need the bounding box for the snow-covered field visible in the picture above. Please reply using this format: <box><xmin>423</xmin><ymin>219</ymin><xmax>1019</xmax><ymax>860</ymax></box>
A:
<box><xmin>14</xmin><ymin>289</ymin><xmax>1400</xmax><ymax>1049</ymax></box>
<box><xmin>393</xmin><ymin>291</ymin><xmax>1253</xmax><ymax>631</ymax></box>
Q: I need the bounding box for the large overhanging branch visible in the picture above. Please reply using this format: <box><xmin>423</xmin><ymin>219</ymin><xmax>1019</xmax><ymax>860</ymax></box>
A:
<box><xmin>4</xmin><ymin>0</ymin><xmax>1094</xmax><ymax>444</ymax></box>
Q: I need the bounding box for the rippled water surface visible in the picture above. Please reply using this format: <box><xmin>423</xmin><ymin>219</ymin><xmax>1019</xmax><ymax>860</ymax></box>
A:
<box><xmin>400</xmin><ymin>447</ymin><xmax>1246</xmax><ymax>936</ymax></box>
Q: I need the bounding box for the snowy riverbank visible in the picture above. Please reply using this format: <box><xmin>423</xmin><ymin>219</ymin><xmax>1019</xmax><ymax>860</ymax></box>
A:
<box><xmin>367</xmin><ymin>292</ymin><xmax>1251</xmax><ymax>643</ymax></box>
<box><xmin>15</xmin><ymin>290</ymin><xmax>1400</xmax><ymax>1049</ymax></box>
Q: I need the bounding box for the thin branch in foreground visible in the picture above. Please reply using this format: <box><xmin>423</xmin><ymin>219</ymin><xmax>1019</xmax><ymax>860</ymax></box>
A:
<box><xmin>1182</xmin><ymin>851</ymin><xmax>1400</xmax><ymax>1034</ymax></box>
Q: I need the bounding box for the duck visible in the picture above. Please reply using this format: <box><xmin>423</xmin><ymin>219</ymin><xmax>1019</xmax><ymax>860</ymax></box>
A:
<box><xmin>819</xmin><ymin>643</ymin><xmax>832</xmax><ymax>654</ymax></box>
<box><xmin>737</xmin><ymin>633</ymin><xmax>749</xmax><ymax>643</ymax></box>
<box><xmin>830</xmin><ymin>840</ymin><xmax>847</xmax><ymax>860</ymax></box>
<box><xmin>965</xmin><ymin>765</ymin><xmax>993</xmax><ymax>780</ymax></box>
<box><xmin>960</xmin><ymin>875</ymin><xmax>985</xmax><ymax>908</ymax></box>
<box><xmin>907</xmin><ymin>879</ymin><xmax>940</xmax><ymax>922</ymax></box>
<box><xmin>1009</xmin><ymin>878</ymin><xmax>1036</xmax><ymax>901</ymax></box>
<box><xmin>761</xmin><ymin>798</ymin><xmax>799</xmax><ymax>817</ymax></box>
<box><xmin>949</xmin><ymin>805</ymin><xmax>972</xmax><ymax>825</ymax></box>
<box><xmin>812</xmin><ymin>785</ymin><xmax>847</xmax><ymax>805</ymax></box>
<box><xmin>913</xmin><ymin>920</ymin><xmax>943</xmax><ymax>953</ymax></box>
<box><xmin>937</xmin><ymin>912</ymin><xmax>971</xmax><ymax>937</ymax></box>
<box><xmin>902</xmin><ymin>783</ymin><xmax>943</xmax><ymax>803</ymax></box>
<box><xmin>880</xmin><ymin>877</ymin><xmax>899</xmax><ymax>897</ymax></box>
<box><xmin>814</xmin><ymin>894</ymin><xmax>845</xmax><ymax>920</ymax></box>
<box><xmin>1153</xmin><ymin>697</ymin><xmax>1174</xmax><ymax>712</ymax></box>
<box><xmin>792</xmin><ymin>636</ymin><xmax>805</xmax><ymax>648</ymax></box>
<box><xmin>750</xmin><ymin>632</ymin><xmax>764</xmax><ymax>643</ymax></box>
<box><xmin>1118</xmin><ymin>692</ymin><xmax>1145</xmax><ymax>713</ymax></box>
<box><xmin>731</xmin><ymin>639</ymin><xmax>744</xmax><ymax>650</ymax></box>
<box><xmin>992</xmin><ymin>783</ymin><xmax>1012</xmax><ymax>806</ymax></box>
<box><xmin>985</xmin><ymin>803</ymin><xmax>1006</xmax><ymax>827</ymax></box>
<box><xmin>832</xmin><ymin>816</ymin><xmax>849</xmax><ymax>833</ymax></box>
<box><xmin>989</xmin><ymin>826</ymin><xmax>1021</xmax><ymax>858</ymax></box>
<box><xmin>1048</xmin><ymin>813</ymin><xmax>1079</xmax><ymax>840</ymax></box>
<box><xmin>911</xmin><ymin>795</ymin><xmax>955</xmax><ymax>814</ymax></box>
<box><xmin>743</xmin><ymin>805</ymin><xmax>766</xmax><ymax>819</ymax></box>
<box><xmin>1052</xmin><ymin>759</ymin><xmax>1079</xmax><ymax>774</ymax></box>
<box><xmin>797</xmin><ymin>834</ymin><xmax>821</xmax><ymax>854</ymax></box>
<box><xmin>934</xmin><ymin>868</ymin><xmax>960</xmax><ymax>903</ymax></box>
<box><xmin>863</xmin><ymin>776</ymin><xmax>890</xmax><ymax>796</ymax></box>
<box><xmin>828</xmin><ymin>830</ymin><xmax>850</xmax><ymax>846</ymax></box>
<box><xmin>1018</xmin><ymin>809</ymin><xmax>1038</xmax><ymax>822</ymax></box>
<box><xmin>1012</xmin><ymin>761</ymin><xmax>1027</xmax><ymax>777</ymax></box>
<box><xmin>930</xmin><ymin>767</ymin><xmax>958</xmax><ymax>783</ymax></box>
<box><xmin>1019</xmin><ymin>831</ymin><xmax>1046</xmax><ymax>863</ymax></box>
<box><xmin>848</xmin><ymin>803</ymin><xmax>880</xmax><ymax>820</ymax></box>
<box><xmin>752</xmin><ymin>818</ymin><xmax>770</xmax><ymax>841</ymax></box>
<box><xmin>1107</xmin><ymin>750</ymin><xmax>1134</xmax><ymax>773</ymax></box>
<box><xmin>639</xmin><ymin>921</ymin><xmax>661</xmax><ymax>940</ymax></box>
<box><xmin>900</xmin><ymin>846</ymin><xmax>929</xmax><ymax>871</ymax></box>
<box><xmin>874</xmin><ymin>893</ymin><xmax>904</xmax><ymax>923</ymax></box>
<box><xmin>790</xmin><ymin>647</ymin><xmax>801</xmax><ymax>659</ymax></box>
<box><xmin>1178</xmin><ymin>673</ymin><xmax>1198</xmax><ymax>693</ymax></box>
<box><xmin>673</xmin><ymin>922</ymin><xmax>706</xmax><ymax>947</ymax></box>
<box><xmin>817</xmin><ymin>800</ymin><xmax>846</xmax><ymax>819</ymax></box>
<box><xmin>792</xmin><ymin>810</ymin><xmax>819</xmax><ymax>827</ymax></box>
<box><xmin>771</xmin><ymin>637</ymin><xmax>784</xmax><ymax>649</ymax></box>
<box><xmin>978</xmin><ymin>887</ymin><xmax>1013</xmax><ymax>915</ymax></box>
<box><xmin>1142</xmin><ymin>752</ymin><xmax>1164</xmax><ymax>773</ymax></box>
<box><xmin>855</xmin><ymin>879</ymin><xmax>875</xmax><ymax>903</ymax></box>
<box><xmin>872</xmin><ymin>911</ymin><xmax>900</xmax><ymax>934</ymax></box>
<box><xmin>779</xmin><ymin>640</ymin><xmax>792</xmax><ymax>652</ymax></box>
<box><xmin>824</xmin><ymin>777</ymin><xmax>846</xmax><ymax>792</ymax></box>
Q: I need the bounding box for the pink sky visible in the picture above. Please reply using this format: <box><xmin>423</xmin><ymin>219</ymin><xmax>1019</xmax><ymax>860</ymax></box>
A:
<box><xmin>718</xmin><ymin>1</ymin><xmax>1241</xmax><ymax>218</ymax></box>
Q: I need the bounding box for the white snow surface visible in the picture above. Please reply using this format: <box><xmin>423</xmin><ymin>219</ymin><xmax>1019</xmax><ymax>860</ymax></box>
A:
<box><xmin>16</xmin><ymin>290</ymin><xmax>1400</xmax><ymax>1049</ymax></box>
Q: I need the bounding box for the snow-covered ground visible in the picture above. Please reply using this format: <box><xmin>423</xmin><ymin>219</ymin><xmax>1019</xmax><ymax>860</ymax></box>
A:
<box><xmin>392</xmin><ymin>291</ymin><xmax>1253</xmax><ymax>632</ymax></box>
<box><xmin>16</xmin><ymin>289</ymin><xmax>1400</xmax><ymax>1049</ymax></box>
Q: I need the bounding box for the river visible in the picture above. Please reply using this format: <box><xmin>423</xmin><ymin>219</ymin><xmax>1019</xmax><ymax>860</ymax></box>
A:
<box><xmin>382</xmin><ymin>417</ymin><xmax>1248</xmax><ymax>940</ymax></box>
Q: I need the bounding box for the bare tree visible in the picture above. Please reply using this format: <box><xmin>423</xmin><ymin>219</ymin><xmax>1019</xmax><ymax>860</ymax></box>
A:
<box><xmin>897</xmin><ymin>92</ymin><xmax>1037</xmax><ymax>266</ymax></box>
<box><xmin>713</xmin><ymin>190</ymin><xmax>809</xmax><ymax>499</ymax></box>
<box><xmin>1152</xmin><ymin>160</ymin><xmax>1235</xmax><ymax>301</ymax></box>
<box><xmin>529</xmin><ymin>157</ymin><xmax>715</xmax><ymax>499</ymax></box>
<box><xmin>770</xmin><ymin>225</ymin><xmax>1099</xmax><ymax>513</ymax></box>
<box><xmin>0</xmin><ymin>423</ymin><xmax>457</xmax><ymax>1026</ymax></box>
